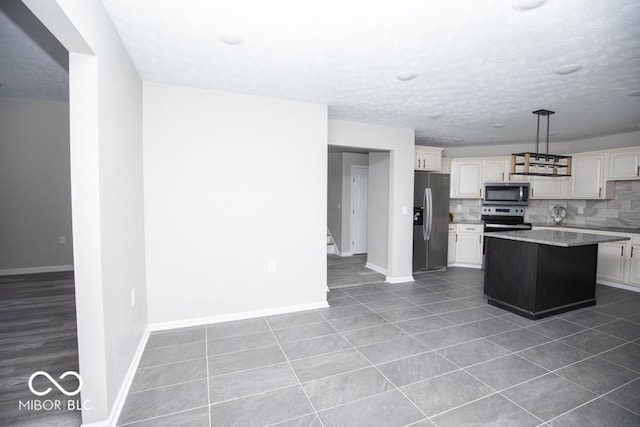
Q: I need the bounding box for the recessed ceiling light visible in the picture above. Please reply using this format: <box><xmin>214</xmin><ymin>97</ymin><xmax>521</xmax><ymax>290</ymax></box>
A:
<box><xmin>628</xmin><ymin>90</ymin><xmax>640</xmax><ymax>96</ymax></box>
<box><xmin>554</xmin><ymin>64</ymin><xmax>582</xmax><ymax>75</ymax></box>
<box><xmin>513</xmin><ymin>0</ymin><xmax>549</xmax><ymax>11</ymax></box>
<box><xmin>218</xmin><ymin>31</ymin><xmax>244</xmax><ymax>45</ymax></box>
<box><xmin>426</xmin><ymin>112</ymin><xmax>442</xmax><ymax>119</ymax></box>
<box><xmin>396</xmin><ymin>72</ymin><xmax>417</xmax><ymax>81</ymax></box>
<box><xmin>492</xmin><ymin>123</ymin><xmax>507</xmax><ymax>128</ymax></box>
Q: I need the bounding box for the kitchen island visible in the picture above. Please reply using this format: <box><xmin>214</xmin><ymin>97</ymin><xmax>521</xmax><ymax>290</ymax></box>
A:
<box><xmin>484</xmin><ymin>230</ymin><xmax>630</xmax><ymax>320</ymax></box>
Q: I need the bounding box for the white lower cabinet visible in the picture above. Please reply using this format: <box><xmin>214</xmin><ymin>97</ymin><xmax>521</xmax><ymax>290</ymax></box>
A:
<box><xmin>448</xmin><ymin>225</ymin><xmax>456</xmax><ymax>265</ymax></box>
<box><xmin>629</xmin><ymin>238</ymin><xmax>640</xmax><ymax>286</ymax></box>
<box><xmin>533</xmin><ymin>226</ymin><xmax>639</xmax><ymax>290</ymax></box>
<box><xmin>452</xmin><ymin>224</ymin><xmax>483</xmax><ymax>266</ymax></box>
<box><xmin>597</xmin><ymin>241</ymin><xmax>627</xmax><ymax>283</ymax></box>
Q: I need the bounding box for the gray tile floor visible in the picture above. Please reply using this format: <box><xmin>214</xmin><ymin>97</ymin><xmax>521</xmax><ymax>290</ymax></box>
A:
<box><xmin>327</xmin><ymin>254</ymin><xmax>386</xmax><ymax>289</ymax></box>
<box><xmin>118</xmin><ymin>268</ymin><xmax>640</xmax><ymax>426</ymax></box>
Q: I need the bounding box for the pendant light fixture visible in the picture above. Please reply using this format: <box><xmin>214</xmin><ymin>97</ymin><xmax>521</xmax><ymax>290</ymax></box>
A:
<box><xmin>510</xmin><ymin>109</ymin><xmax>572</xmax><ymax>177</ymax></box>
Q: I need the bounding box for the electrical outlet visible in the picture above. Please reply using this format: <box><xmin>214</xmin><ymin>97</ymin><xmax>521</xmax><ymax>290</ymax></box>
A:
<box><xmin>268</xmin><ymin>262</ymin><xmax>277</xmax><ymax>274</ymax></box>
<box><xmin>59</xmin><ymin>236</ymin><xmax>66</xmax><ymax>244</ymax></box>
<box><xmin>131</xmin><ymin>289</ymin><xmax>136</xmax><ymax>307</ymax></box>
<box><xmin>578</xmin><ymin>206</ymin><xmax>584</xmax><ymax>214</ymax></box>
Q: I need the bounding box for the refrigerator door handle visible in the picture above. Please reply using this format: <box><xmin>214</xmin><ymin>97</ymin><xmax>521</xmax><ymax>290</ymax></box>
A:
<box><xmin>425</xmin><ymin>188</ymin><xmax>433</xmax><ymax>241</ymax></box>
<box><xmin>422</xmin><ymin>189</ymin><xmax>428</xmax><ymax>240</ymax></box>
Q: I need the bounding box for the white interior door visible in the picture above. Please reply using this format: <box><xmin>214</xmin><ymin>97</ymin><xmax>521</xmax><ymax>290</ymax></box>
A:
<box><xmin>350</xmin><ymin>165</ymin><xmax>368</xmax><ymax>254</ymax></box>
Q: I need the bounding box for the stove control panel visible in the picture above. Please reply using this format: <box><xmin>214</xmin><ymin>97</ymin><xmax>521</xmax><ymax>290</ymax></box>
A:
<box><xmin>481</xmin><ymin>206</ymin><xmax>525</xmax><ymax>216</ymax></box>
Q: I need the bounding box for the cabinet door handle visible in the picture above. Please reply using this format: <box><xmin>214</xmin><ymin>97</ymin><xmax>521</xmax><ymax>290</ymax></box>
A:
<box><xmin>479</xmin><ymin>188</ymin><xmax>482</xmax><ymax>198</ymax></box>
<box><xmin>479</xmin><ymin>235</ymin><xmax>482</xmax><ymax>244</ymax></box>
<box><xmin>637</xmin><ymin>165</ymin><xmax>639</xmax><ymax>177</ymax></box>
<box><xmin>532</xmin><ymin>187</ymin><xmax>534</xmax><ymax>197</ymax></box>
<box><xmin>455</xmin><ymin>234</ymin><xmax>458</xmax><ymax>242</ymax></box>
<box><xmin>621</xmin><ymin>246</ymin><xmax>624</xmax><ymax>257</ymax></box>
<box><xmin>599</xmin><ymin>187</ymin><xmax>602</xmax><ymax>198</ymax></box>
<box><xmin>501</xmin><ymin>172</ymin><xmax>504</xmax><ymax>181</ymax></box>
<box><xmin>631</xmin><ymin>246</ymin><xmax>634</xmax><ymax>258</ymax></box>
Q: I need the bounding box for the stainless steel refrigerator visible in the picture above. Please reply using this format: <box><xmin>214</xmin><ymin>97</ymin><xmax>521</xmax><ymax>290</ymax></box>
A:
<box><xmin>413</xmin><ymin>172</ymin><xmax>450</xmax><ymax>272</ymax></box>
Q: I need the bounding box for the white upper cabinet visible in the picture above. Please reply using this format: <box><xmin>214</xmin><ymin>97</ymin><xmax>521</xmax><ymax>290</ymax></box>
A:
<box><xmin>451</xmin><ymin>160</ymin><xmax>483</xmax><ymax>198</ymax></box>
<box><xmin>530</xmin><ymin>163</ymin><xmax>570</xmax><ymax>199</ymax></box>
<box><xmin>415</xmin><ymin>146</ymin><xmax>443</xmax><ymax>171</ymax></box>
<box><xmin>571</xmin><ymin>154</ymin><xmax>612</xmax><ymax>199</ymax></box>
<box><xmin>446</xmin><ymin>148</ymin><xmax>638</xmax><ymax>200</ymax></box>
<box><xmin>608</xmin><ymin>149</ymin><xmax>640</xmax><ymax>180</ymax></box>
<box><xmin>482</xmin><ymin>158</ymin><xmax>510</xmax><ymax>182</ymax></box>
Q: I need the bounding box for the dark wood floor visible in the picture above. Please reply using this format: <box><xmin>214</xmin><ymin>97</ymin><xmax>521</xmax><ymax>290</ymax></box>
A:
<box><xmin>327</xmin><ymin>254</ymin><xmax>386</xmax><ymax>289</ymax></box>
<box><xmin>0</xmin><ymin>271</ymin><xmax>81</xmax><ymax>426</ymax></box>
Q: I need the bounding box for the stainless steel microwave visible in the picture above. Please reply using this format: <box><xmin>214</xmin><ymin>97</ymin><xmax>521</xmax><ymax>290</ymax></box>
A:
<box><xmin>483</xmin><ymin>182</ymin><xmax>530</xmax><ymax>206</ymax></box>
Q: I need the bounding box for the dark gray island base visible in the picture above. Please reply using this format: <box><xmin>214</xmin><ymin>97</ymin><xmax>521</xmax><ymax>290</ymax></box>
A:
<box><xmin>484</xmin><ymin>230</ymin><xmax>630</xmax><ymax>320</ymax></box>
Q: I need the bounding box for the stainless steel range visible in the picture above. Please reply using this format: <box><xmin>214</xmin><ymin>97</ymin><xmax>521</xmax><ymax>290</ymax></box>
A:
<box><xmin>481</xmin><ymin>206</ymin><xmax>531</xmax><ymax>233</ymax></box>
<box><xmin>481</xmin><ymin>206</ymin><xmax>532</xmax><ymax>293</ymax></box>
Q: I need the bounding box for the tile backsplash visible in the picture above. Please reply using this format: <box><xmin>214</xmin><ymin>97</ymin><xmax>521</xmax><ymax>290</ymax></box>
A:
<box><xmin>450</xmin><ymin>181</ymin><xmax>640</xmax><ymax>228</ymax></box>
<box><xmin>449</xmin><ymin>198</ymin><xmax>483</xmax><ymax>222</ymax></box>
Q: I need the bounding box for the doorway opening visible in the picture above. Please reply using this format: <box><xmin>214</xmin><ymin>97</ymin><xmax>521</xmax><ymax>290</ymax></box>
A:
<box><xmin>0</xmin><ymin>2</ymin><xmax>78</xmax><ymax>426</ymax></box>
<box><xmin>327</xmin><ymin>146</ymin><xmax>390</xmax><ymax>289</ymax></box>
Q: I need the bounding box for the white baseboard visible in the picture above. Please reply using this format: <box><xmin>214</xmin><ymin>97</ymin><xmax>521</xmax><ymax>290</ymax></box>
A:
<box><xmin>0</xmin><ymin>265</ymin><xmax>73</xmax><ymax>276</ymax></box>
<box><xmin>82</xmin><ymin>326</ymin><xmax>151</xmax><ymax>427</ymax></box>
<box><xmin>385</xmin><ymin>275</ymin><xmax>415</xmax><ymax>284</ymax></box>
<box><xmin>597</xmin><ymin>279</ymin><xmax>640</xmax><ymax>293</ymax></box>
<box><xmin>365</xmin><ymin>262</ymin><xmax>387</xmax><ymax>275</ymax></box>
<box><xmin>149</xmin><ymin>301</ymin><xmax>330</xmax><ymax>332</ymax></box>
<box><xmin>336</xmin><ymin>251</ymin><xmax>353</xmax><ymax>257</ymax></box>
<box><xmin>448</xmin><ymin>263</ymin><xmax>482</xmax><ymax>269</ymax></box>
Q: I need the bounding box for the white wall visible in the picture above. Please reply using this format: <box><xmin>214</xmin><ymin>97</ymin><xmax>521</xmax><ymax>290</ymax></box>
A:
<box><xmin>367</xmin><ymin>152</ymin><xmax>390</xmax><ymax>272</ymax></box>
<box><xmin>328</xmin><ymin>120</ymin><xmax>414</xmax><ymax>283</ymax></box>
<box><xmin>0</xmin><ymin>97</ymin><xmax>73</xmax><ymax>273</ymax></box>
<box><xmin>442</xmin><ymin>130</ymin><xmax>640</xmax><ymax>158</ymax></box>
<box><xmin>143</xmin><ymin>82</ymin><xmax>328</xmax><ymax>324</ymax></box>
<box><xmin>24</xmin><ymin>0</ymin><xmax>149</xmax><ymax>424</ymax></box>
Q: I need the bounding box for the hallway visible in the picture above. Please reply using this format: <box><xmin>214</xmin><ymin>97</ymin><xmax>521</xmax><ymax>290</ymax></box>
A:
<box><xmin>327</xmin><ymin>254</ymin><xmax>386</xmax><ymax>289</ymax></box>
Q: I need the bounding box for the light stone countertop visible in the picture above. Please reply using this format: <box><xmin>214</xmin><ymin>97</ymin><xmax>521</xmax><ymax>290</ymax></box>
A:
<box><xmin>531</xmin><ymin>223</ymin><xmax>640</xmax><ymax>235</ymax></box>
<box><xmin>484</xmin><ymin>229</ymin><xmax>630</xmax><ymax>247</ymax></box>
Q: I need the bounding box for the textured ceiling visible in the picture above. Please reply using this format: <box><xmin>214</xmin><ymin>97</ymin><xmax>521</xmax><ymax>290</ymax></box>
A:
<box><xmin>3</xmin><ymin>1</ymin><xmax>639</xmax><ymax>147</ymax></box>
<box><xmin>0</xmin><ymin>0</ymin><xmax>68</xmax><ymax>101</ymax></box>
